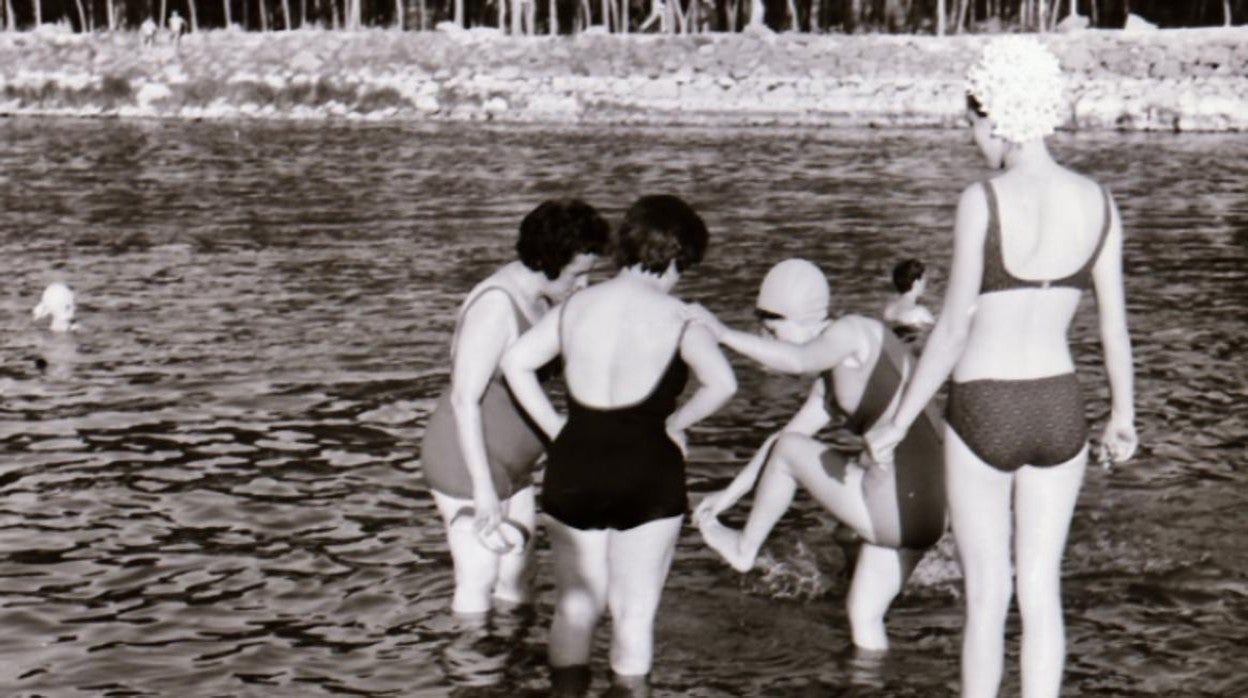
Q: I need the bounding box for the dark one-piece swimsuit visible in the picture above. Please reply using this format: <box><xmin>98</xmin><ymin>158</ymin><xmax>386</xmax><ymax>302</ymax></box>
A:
<box><xmin>541</xmin><ymin>313</ymin><xmax>691</xmax><ymax>532</ymax></box>
<box><xmin>946</xmin><ymin>181</ymin><xmax>1112</xmax><ymax>473</ymax></box>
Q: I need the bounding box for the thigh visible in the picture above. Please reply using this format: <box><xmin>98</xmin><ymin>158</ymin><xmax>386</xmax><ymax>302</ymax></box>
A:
<box><xmin>1013</xmin><ymin>447</ymin><xmax>1087</xmax><ymax>585</ymax></box>
<box><xmin>503</xmin><ymin>486</ymin><xmax>537</xmax><ymax>537</ymax></box>
<box><xmin>545</xmin><ymin>516</ymin><xmax>610</xmax><ymax>602</ymax></box>
<box><xmin>607</xmin><ymin>516</ymin><xmax>683</xmax><ymax>614</ymax></box>
<box><xmin>945</xmin><ymin>426</ymin><xmax>1014</xmax><ymax>580</ymax></box>
<box><xmin>780</xmin><ymin>434</ymin><xmax>874</xmax><ymax>536</ymax></box>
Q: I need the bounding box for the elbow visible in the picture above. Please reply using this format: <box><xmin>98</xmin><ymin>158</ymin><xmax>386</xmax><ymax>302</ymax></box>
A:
<box><xmin>1101</xmin><ymin>327</ymin><xmax>1133</xmax><ymax>359</ymax></box>
<box><xmin>498</xmin><ymin>350</ymin><xmax>526</xmax><ymax>384</ymax></box>
<box><xmin>449</xmin><ymin>387</ymin><xmax>480</xmax><ymax>415</ymax></box>
<box><xmin>935</xmin><ymin>319</ymin><xmax>971</xmax><ymax>353</ymax></box>
<box><xmin>776</xmin><ymin>354</ymin><xmax>808</xmax><ymax>375</ymax></box>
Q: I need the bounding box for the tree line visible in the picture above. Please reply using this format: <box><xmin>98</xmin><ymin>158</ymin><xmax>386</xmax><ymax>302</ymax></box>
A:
<box><xmin>0</xmin><ymin>0</ymin><xmax>1240</xmax><ymax>35</ymax></box>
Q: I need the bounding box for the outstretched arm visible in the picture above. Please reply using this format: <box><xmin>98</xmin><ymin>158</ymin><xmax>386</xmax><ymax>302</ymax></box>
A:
<box><xmin>718</xmin><ymin>317</ymin><xmax>863</xmax><ymax>375</ymax></box>
<box><xmin>499</xmin><ymin>306</ymin><xmax>564</xmax><ymax>441</ymax></box>
<box><xmin>866</xmin><ymin>183</ymin><xmax>987</xmax><ymax>463</ymax></box>
<box><xmin>697</xmin><ymin>379</ymin><xmax>832</xmax><ymax>519</ymax></box>
<box><xmin>448</xmin><ymin>292</ymin><xmax>517</xmax><ymax>534</ymax></box>
<box><xmin>1091</xmin><ymin>190</ymin><xmax>1137</xmax><ymax>466</ymax></box>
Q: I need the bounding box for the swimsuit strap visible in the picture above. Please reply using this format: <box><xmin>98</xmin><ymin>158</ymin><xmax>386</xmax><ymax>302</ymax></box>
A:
<box><xmin>844</xmin><ymin>327</ymin><xmax>905</xmax><ymax>434</ymax></box>
<box><xmin>980</xmin><ymin>180</ymin><xmax>1110</xmax><ymax>292</ymax></box>
<box><xmin>1076</xmin><ymin>184</ymin><xmax>1113</xmax><ymax>278</ymax></box>
<box><xmin>980</xmin><ymin>180</ymin><xmax>1006</xmax><ymax>291</ymax></box>
<box><xmin>450</xmin><ymin>285</ymin><xmax>528</xmax><ymax>361</ymax></box>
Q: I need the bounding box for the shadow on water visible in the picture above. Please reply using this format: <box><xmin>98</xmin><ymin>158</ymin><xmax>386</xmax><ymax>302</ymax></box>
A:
<box><xmin>1</xmin><ymin>118</ymin><xmax>1246</xmax><ymax>696</ymax></box>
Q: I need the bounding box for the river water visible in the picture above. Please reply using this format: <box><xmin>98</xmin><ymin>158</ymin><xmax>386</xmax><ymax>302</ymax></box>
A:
<box><xmin>0</xmin><ymin>118</ymin><xmax>1245</xmax><ymax>697</ymax></box>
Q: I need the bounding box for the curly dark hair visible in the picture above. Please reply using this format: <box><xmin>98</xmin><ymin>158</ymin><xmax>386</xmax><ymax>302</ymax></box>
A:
<box><xmin>892</xmin><ymin>258</ymin><xmax>926</xmax><ymax>294</ymax></box>
<box><xmin>515</xmin><ymin>199</ymin><xmax>610</xmax><ymax>280</ymax></box>
<box><xmin>612</xmin><ymin>195</ymin><xmax>708</xmax><ymax>274</ymax></box>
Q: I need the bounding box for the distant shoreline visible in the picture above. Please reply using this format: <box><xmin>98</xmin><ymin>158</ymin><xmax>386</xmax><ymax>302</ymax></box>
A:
<box><xmin>1</xmin><ymin>27</ymin><xmax>1245</xmax><ymax>131</ymax></box>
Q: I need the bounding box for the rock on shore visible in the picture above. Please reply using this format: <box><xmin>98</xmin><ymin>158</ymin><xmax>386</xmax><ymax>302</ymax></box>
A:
<box><xmin>0</xmin><ymin>27</ymin><xmax>1245</xmax><ymax>131</ymax></box>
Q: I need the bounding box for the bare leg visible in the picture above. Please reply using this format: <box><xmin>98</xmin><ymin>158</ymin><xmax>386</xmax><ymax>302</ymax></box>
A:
<box><xmin>698</xmin><ymin>433</ymin><xmax>873</xmax><ymax>572</ymax></box>
<box><xmin>945</xmin><ymin>428</ymin><xmax>1014</xmax><ymax>698</ymax></box>
<box><xmin>432</xmin><ymin>489</ymin><xmax>501</xmax><ymax>615</ymax></box>
<box><xmin>846</xmin><ymin>543</ymin><xmax>924</xmax><ymax>651</ymax></box>
<box><xmin>546</xmin><ymin>517</ymin><xmax>609</xmax><ymax>668</ymax></box>
<box><xmin>1015</xmin><ymin>449</ymin><xmax>1086</xmax><ymax>698</ymax></box>
<box><xmin>492</xmin><ymin>486</ymin><xmax>537</xmax><ymax>605</ymax></box>
<box><xmin>606</xmin><ymin>515</ymin><xmax>683</xmax><ymax>677</ymax></box>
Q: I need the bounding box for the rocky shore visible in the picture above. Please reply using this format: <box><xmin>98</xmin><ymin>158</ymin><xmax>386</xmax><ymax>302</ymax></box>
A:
<box><xmin>1</xmin><ymin>26</ymin><xmax>1245</xmax><ymax>131</ymax></box>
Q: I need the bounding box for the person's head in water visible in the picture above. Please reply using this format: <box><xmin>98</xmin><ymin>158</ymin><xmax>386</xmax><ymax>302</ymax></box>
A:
<box><xmin>892</xmin><ymin>259</ymin><xmax>926</xmax><ymax>297</ymax></box>
<box><xmin>515</xmin><ymin>198</ymin><xmax>609</xmax><ymax>302</ymax></box>
<box><xmin>32</xmin><ymin>282</ymin><xmax>76</xmax><ymax>332</ymax></box>
<box><xmin>613</xmin><ymin>194</ymin><xmax>709</xmax><ymax>291</ymax></box>
<box><xmin>754</xmin><ymin>259</ymin><xmax>830</xmax><ymax>345</ymax></box>
<box><xmin>965</xmin><ymin>36</ymin><xmax>1065</xmax><ymax>168</ymax></box>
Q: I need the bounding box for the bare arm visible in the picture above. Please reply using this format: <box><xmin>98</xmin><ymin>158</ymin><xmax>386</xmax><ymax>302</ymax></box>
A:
<box><xmin>867</xmin><ymin>184</ymin><xmax>987</xmax><ymax>461</ymax></box>
<box><xmin>719</xmin><ymin>317</ymin><xmax>863</xmax><ymax>375</ymax></box>
<box><xmin>499</xmin><ymin>306</ymin><xmax>564</xmax><ymax>441</ymax></box>
<box><xmin>448</xmin><ymin>292</ymin><xmax>515</xmax><ymax>531</ymax></box>
<box><xmin>668</xmin><ymin>322</ymin><xmax>737</xmax><ymax>436</ymax></box>
<box><xmin>1091</xmin><ymin>190</ymin><xmax>1138</xmax><ymax>464</ymax></box>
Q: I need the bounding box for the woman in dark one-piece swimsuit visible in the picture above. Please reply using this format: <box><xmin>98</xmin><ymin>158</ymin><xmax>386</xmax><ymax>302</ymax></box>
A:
<box><xmin>503</xmin><ymin>195</ymin><xmax>736</xmax><ymax>695</ymax></box>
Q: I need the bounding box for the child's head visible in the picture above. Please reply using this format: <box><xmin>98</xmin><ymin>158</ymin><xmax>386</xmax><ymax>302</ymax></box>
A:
<box><xmin>892</xmin><ymin>259</ymin><xmax>926</xmax><ymax>295</ymax></box>
<box><xmin>754</xmin><ymin>259</ymin><xmax>829</xmax><ymax>345</ymax></box>
<box><xmin>32</xmin><ymin>282</ymin><xmax>76</xmax><ymax>332</ymax></box>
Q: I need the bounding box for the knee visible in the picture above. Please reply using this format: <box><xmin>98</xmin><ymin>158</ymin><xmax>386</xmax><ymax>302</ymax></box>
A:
<box><xmin>1015</xmin><ymin>571</ymin><xmax>1062</xmax><ymax>621</ymax></box>
<box><xmin>964</xmin><ymin>571</ymin><xmax>1012</xmax><ymax>621</ymax></box>
<box><xmin>770</xmin><ymin>433</ymin><xmax>809</xmax><ymax>470</ymax></box>
<box><xmin>557</xmin><ymin>589</ymin><xmax>605</xmax><ymax>626</ymax></box>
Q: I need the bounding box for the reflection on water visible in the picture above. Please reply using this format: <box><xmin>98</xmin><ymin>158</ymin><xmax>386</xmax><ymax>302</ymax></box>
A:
<box><xmin>1</xmin><ymin>118</ymin><xmax>1245</xmax><ymax>696</ymax></box>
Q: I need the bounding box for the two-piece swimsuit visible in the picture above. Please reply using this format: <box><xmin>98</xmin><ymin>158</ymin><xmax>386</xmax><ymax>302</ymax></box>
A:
<box><xmin>421</xmin><ymin>286</ymin><xmax>557</xmax><ymax>541</ymax></box>
<box><xmin>822</xmin><ymin>324</ymin><xmax>946</xmax><ymax>550</ymax></box>
<box><xmin>945</xmin><ymin>181</ymin><xmax>1112</xmax><ymax>473</ymax></box>
<box><xmin>541</xmin><ymin>300</ymin><xmax>690</xmax><ymax>531</ymax></box>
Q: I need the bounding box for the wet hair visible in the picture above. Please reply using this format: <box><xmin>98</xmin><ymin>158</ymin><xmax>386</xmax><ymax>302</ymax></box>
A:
<box><xmin>892</xmin><ymin>258</ymin><xmax>926</xmax><ymax>294</ymax></box>
<box><xmin>613</xmin><ymin>195</ymin><xmax>708</xmax><ymax>274</ymax></box>
<box><xmin>515</xmin><ymin>199</ymin><xmax>610</xmax><ymax>280</ymax></box>
<box><xmin>966</xmin><ymin>93</ymin><xmax>989</xmax><ymax>118</ymax></box>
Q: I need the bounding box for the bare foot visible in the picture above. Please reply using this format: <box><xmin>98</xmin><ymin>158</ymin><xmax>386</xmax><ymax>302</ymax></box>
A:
<box><xmin>697</xmin><ymin>516</ymin><xmax>756</xmax><ymax>573</ymax></box>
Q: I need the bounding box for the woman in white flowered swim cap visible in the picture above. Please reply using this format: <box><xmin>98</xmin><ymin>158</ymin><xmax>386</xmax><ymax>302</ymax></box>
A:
<box><xmin>866</xmin><ymin>36</ymin><xmax>1139</xmax><ymax>698</ymax></box>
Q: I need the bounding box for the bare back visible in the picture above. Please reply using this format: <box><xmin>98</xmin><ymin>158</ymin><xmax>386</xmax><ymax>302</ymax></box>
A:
<box><xmin>957</xmin><ymin>167</ymin><xmax>1112</xmax><ymax>381</ymax></box>
<box><xmin>560</xmin><ymin>278</ymin><xmax>689</xmax><ymax>409</ymax></box>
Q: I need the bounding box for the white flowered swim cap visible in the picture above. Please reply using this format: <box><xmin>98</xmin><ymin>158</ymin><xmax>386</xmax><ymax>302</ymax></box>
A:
<box><xmin>966</xmin><ymin>36</ymin><xmax>1066</xmax><ymax>143</ymax></box>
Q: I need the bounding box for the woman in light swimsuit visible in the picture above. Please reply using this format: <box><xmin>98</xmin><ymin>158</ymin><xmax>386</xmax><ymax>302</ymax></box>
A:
<box><xmin>503</xmin><ymin>195</ymin><xmax>736</xmax><ymax>695</ymax></box>
<box><xmin>865</xmin><ymin>38</ymin><xmax>1138</xmax><ymax>698</ymax></box>
<box><xmin>689</xmin><ymin>258</ymin><xmax>946</xmax><ymax>652</ymax></box>
<box><xmin>421</xmin><ymin>199</ymin><xmax>608</xmax><ymax>615</ymax></box>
